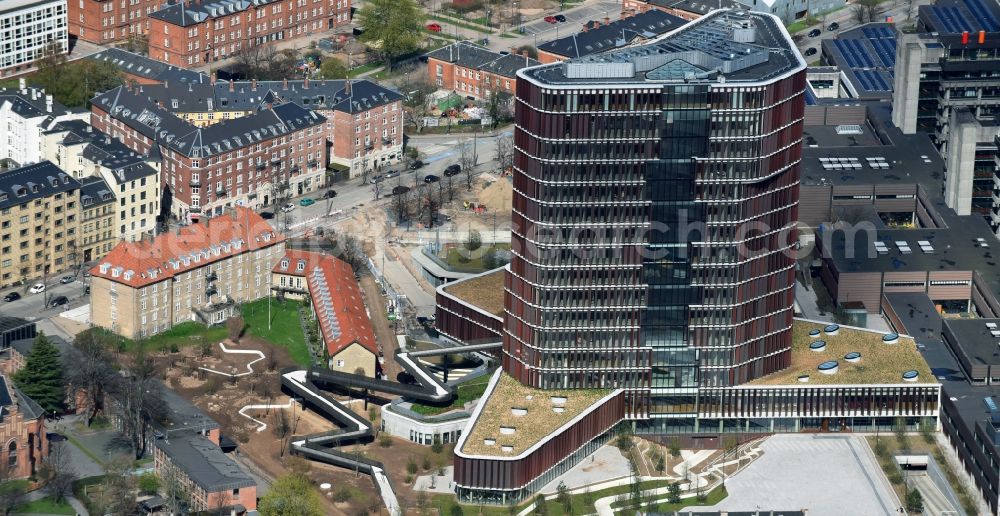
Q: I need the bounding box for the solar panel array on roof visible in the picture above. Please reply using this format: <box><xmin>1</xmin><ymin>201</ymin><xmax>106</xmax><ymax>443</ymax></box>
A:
<box><xmin>965</xmin><ymin>0</ymin><xmax>1000</xmax><ymax>31</ymax></box>
<box><xmin>929</xmin><ymin>5</ymin><xmax>975</xmax><ymax>33</ymax></box>
<box><xmin>855</xmin><ymin>70</ymin><xmax>893</xmax><ymax>91</ymax></box>
<box><xmin>834</xmin><ymin>39</ymin><xmax>876</xmax><ymax>68</ymax></box>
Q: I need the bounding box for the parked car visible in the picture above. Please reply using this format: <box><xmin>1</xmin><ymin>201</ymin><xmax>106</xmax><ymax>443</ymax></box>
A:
<box><xmin>46</xmin><ymin>433</ymin><xmax>67</xmax><ymax>442</ymax></box>
<box><xmin>808</xmin><ymin>28</ymin><xmax>821</xmax><ymax>38</ymax></box>
<box><xmin>424</xmin><ymin>174</ymin><xmax>440</xmax><ymax>183</ymax></box>
<box><xmin>49</xmin><ymin>296</ymin><xmax>68</xmax><ymax>308</ymax></box>
<box><xmin>804</xmin><ymin>47</ymin><xmax>817</xmax><ymax>57</ymax></box>
<box><xmin>28</xmin><ymin>283</ymin><xmax>45</xmax><ymax>294</ymax></box>
<box><xmin>299</xmin><ymin>198</ymin><xmax>316</xmax><ymax>207</ymax></box>
<box><xmin>323</xmin><ymin>190</ymin><xmax>338</xmax><ymax>198</ymax></box>
<box><xmin>426</xmin><ymin>23</ymin><xmax>442</xmax><ymax>32</ymax></box>
<box><xmin>554</xmin><ymin>14</ymin><xmax>567</xmax><ymax>22</ymax></box>
<box><xmin>384</xmin><ymin>170</ymin><xmax>399</xmax><ymax>179</ymax></box>
<box><xmin>409</xmin><ymin>160</ymin><xmax>424</xmax><ymax>170</ymax></box>
<box><xmin>260</xmin><ymin>211</ymin><xmax>275</xmax><ymax>219</ymax></box>
<box><xmin>544</xmin><ymin>15</ymin><xmax>557</xmax><ymax>23</ymax></box>
<box><xmin>60</xmin><ymin>275</ymin><xmax>74</xmax><ymax>284</ymax></box>
<box><xmin>370</xmin><ymin>175</ymin><xmax>384</xmax><ymax>184</ymax></box>
<box><xmin>3</xmin><ymin>292</ymin><xmax>19</xmax><ymax>302</ymax></box>
<box><xmin>444</xmin><ymin>164</ymin><xmax>462</xmax><ymax>177</ymax></box>
<box><xmin>281</xmin><ymin>203</ymin><xmax>295</xmax><ymax>213</ymax></box>
<box><xmin>827</xmin><ymin>22</ymin><xmax>839</xmax><ymax>31</ymax></box>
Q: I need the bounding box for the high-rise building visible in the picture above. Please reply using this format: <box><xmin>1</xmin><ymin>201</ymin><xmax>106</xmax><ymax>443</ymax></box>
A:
<box><xmin>442</xmin><ymin>10</ymin><xmax>941</xmax><ymax>505</ymax></box>
<box><xmin>0</xmin><ymin>0</ymin><xmax>68</xmax><ymax>78</ymax></box>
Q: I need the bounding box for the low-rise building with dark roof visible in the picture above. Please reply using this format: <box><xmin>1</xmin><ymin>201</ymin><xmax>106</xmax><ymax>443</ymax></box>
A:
<box><xmin>91</xmin><ymin>85</ymin><xmax>328</xmax><ymax>222</ymax></box>
<box><xmin>153</xmin><ymin>432</ymin><xmax>257</xmax><ymax>514</ymax></box>
<box><xmin>425</xmin><ymin>42</ymin><xmax>539</xmax><ymax>101</ymax></box>
<box><xmin>819</xmin><ymin>23</ymin><xmax>896</xmax><ymax>101</ymax></box>
<box><xmin>0</xmin><ymin>161</ymin><xmax>82</xmax><ymax>289</ymax></box>
<box><xmin>536</xmin><ymin>10</ymin><xmax>687</xmax><ymax>63</ymax></box>
<box><xmin>147</xmin><ymin>0</ymin><xmax>350</xmax><ymax>69</ymax></box>
<box><xmin>622</xmin><ymin>0</ymin><xmax>747</xmax><ymax>20</ymax></box>
<box><xmin>0</xmin><ymin>82</ymin><xmax>86</xmax><ymax>169</ymax></box>
<box><xmin>88</xmin><ymin>48</ymin><xmax>207</xmax><ymax>86</ymax></box>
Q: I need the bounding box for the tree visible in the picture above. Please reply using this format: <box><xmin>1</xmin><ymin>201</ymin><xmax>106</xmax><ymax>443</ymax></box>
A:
<box><xmin>486</xmin><ymin>91</ymin><xmax>512</xmax><ymax>129</ymax></box>
<box><xmin>227</xmin><ymin>315</ymin><xmax>245</xmax><ymax>342</ymax></box>
<box><xmin>516</xmin><ymin>45</ymin><xmax>538</xmax><ymax>60</ymax></box>
<box><xmin>319</xmin><ymin>58</ymin><xmax>348</xmax><ymax>79</ymax></box>
<box><xmin>532</xmin><ymin>494</ymin><xmax>548</xmax><ymax>515</ymax></box>
<box><xmin>556</xmin><ymin>481</ymin><xmax>571</xmax><ymax>512</ymax></box>
<box><xmin>40</xmin><ymin>441</ymin><xmax>76</xmax><ymax>503</ymax></box>
<box><xmin>31</xmin><ymin>44</ymin><xmax>123</xmax><ymax>107</ymax></box>
<box><xmin>465</xmin><ymin>229</ymin><xmax>482</xmax><ymax>253</ymax></box>
<box><xmin>906</xmin><ymin>488</ymin><xmax>924</xmax><ymax>513</ymax></box>
<box><xmin>431</xmin><ymin>433</ymin><xmax>443</xmax><ymax>454</ymax></box>
<box><xmin>259</xmin><ymin>473</ymin><xmax>324</xmax><ymax>516</ymax></box>
<box><xmin>356</xmin><ymin>0</ymin><xmax>426</xmax><ymax>70</ymax></box>
<box><xmin>668</xmin><ymin>438</ymin><xmax>682</xmax><ymax>459</ymax></box>
<box><xmin>667</xmin><ymin>481</ymin><xmax>681</xmax><ymax>504</ymax></box>
<box><xmin>459</xmin><ymin>139</ymin><xmax>478</xmax><ymax>191</ymax></box>
<box><xmin>494</xmin><ymin>134</ymin><xmax>515</xmax><ymax>176</ymax></box>
<box><xmin>12</xmin><ymin>333</ymin><xmax>65</xmax><ymax>413</ymax></box>
<box><xmin>851</xmin><ymin>0</ymin><xmax>882</xmax><ymax>24</ymax></box>
<box><xmin>65</xmin><ymin>330</ymin><xmax>118</xmax><ymax>426</ymax></box>
<box><xmin>0</xmin><ymin>480</ymin><xmax>27</xmax><ymax>516</ymax></box>
<box><xmin>107</xmin><ymin>369</ymin><xmax>167</xmax><ymax>459</ymax></box>
<box><xmin>98</xmin><ymin>458</ymin><xmax>137</xmax><ymax>516</ymax></box>
<box><xmin>403</xmin><ymin>79</ymin><xmax>436</xmax><ymax>132</ymax></box>
<box><xmin>122</xmin><ymin>33</ymin><xmax>149</xmax><ymax>54</ymax></box>
<box><xmin>137</xmin><ymin>471</ymin><xmax>160</xmax><ymax>496</ymax></box>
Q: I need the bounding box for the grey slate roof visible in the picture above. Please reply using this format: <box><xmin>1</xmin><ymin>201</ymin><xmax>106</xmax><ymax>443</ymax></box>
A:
<box><xmin>79</xmin><ymin>134</ymin><xmax>156</xmax><ymax>177</ymax></box>
<box><xmin>9</xmin><ymin>335</ymin><xmax>69</xmax><ymax>359</ymax></box>
<box><xmin>0</xmin><ymin>87</ymin><xmax>78</xmax><ymax>119</ymax></box>
<box><xmin>425</xmin><ymin>42</ymin><xmax>540</xmax><ymax>79</ymax></box>
<box><xmin>79</xmin><ymin>177</ymin><xmax>116</xmax><ymax>208</ymax></box>
<box><xmin>130</xmin><ymin>78</ymin><xmax>402</xmax><ymax>115</ymax></box>
<box><xmin>1</xmin><ymin>375</ymin><xmax>46</xmax><ymax>421</ymax></box>
<box><xmin>154</xmin><ymin>381</ymin><xmax>220</xmax><ymax>435</ymax></box>
<box><xmin>153</xmin><ymin>432</ymin><xmax>255</xmax><ymax>492</ymax></box>
<box><xmin>92</xmin><ymin>86</ymin><xmax>327</xmax><ymax>158</ymax></box>
<box><xmin>0</xmin><ymin>162</ymin><xmax>81</xmax><ymax>211</ymax></box>
<box><xmin>647</xmin><ymin>0</ymin><xmax>747</xmax><ymax>15</ymax></box>
<box><xmin>89</xmin><ymin>48</ymin><xmax>206</xmax><ymax>85</ymax></box>
<box><xmin>151</xmin><ymin>0</ymin><xmax>283</xmax><ymax>27</ymax></box>
<box><xmin>537</xmin><ymin>10</ymin><xmax>687</xmax><ymax>59</ymax></box>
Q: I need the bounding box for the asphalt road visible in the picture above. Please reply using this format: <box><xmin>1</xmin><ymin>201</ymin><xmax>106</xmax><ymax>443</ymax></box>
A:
<box><xmin>0</xmin><ymin>275</ymin><xmax>88</xmax><ymax>319</ymax></box>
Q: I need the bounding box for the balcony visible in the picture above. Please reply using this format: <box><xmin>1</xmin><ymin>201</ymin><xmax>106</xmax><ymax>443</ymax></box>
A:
<box><xmin>307</xmin><ymin>160</ymin><xmax>318</xmax><ymax>169</ymax></box>
<box><xmin>205</xmin><ymin>271</ymin><xmax>218</xmax><ymax>282</ymax></box>
<box><xmin>256</xmin><ymin>163</ymin><xmax>267</xmax><ymax>171</ymax></box>
<box><xmin>189</xmin><ymin>180</ymin><xmax>201</xmax><ymax>187</ymax></box>
<box><xmin>270</xmin><ymin>156</ymin><xmax>282</xmax><ymax>163</ymax></box>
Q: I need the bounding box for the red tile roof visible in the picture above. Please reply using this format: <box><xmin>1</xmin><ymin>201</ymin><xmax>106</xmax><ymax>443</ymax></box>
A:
<box><xmin>91</xmin><ymin>207</ymin><xmax>284</xmax><ymax>288</ymax></box>
<box><xmin>272</xmin><ymin>249</ymin><xmax>327</xmax><ymax>276</ymax></box>
<box><xmin>303</xmin><ymin>252</ymin><xmax>378</xmax><ymax>358</ymax></box>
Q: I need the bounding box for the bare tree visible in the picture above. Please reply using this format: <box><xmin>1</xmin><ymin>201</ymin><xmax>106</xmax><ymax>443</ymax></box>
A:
<box><xmin>0</xmin><ymin>462</ymin><xmax>27</xmax><ymax>516</ymax></box>
<box><xmin>107</xmin><ymin>370</ymin><xmax>167</xmax><ymax>459</ymax></box>
<box><xmin>905</xmin><ymin>0</ymin><xmax>916</xmax><ymax>20</ymax></box>
<box><xmin>334</xmin><ymin>232</ymin><xmax>365</xmax><ymax>271</ymax></box>
<box><xmin>40</xmin><ymin>441</ymin><xmax>76</xmax><ymax>503</ymax></box>
<box><xmin>494</xmin><ymin>134</ymin><xmax>515</xmax><ymax>176</ymax></box>
<box><xmin>226</xmin><ymin>315</ymin><xmax>245</xmax><ymax>343</ymax></box>
<box><xmin>459</xmin><ymin>140</ymin><xmax>477</xmax><ymax>192</ymax></box>
<box><xmin>160</xmin><ymin>461</ymin><xmax>191</xmax><ymax>515</ymax></box>
<box><xmin>418</xmin><ymin>183</ymin><xmax>439</xmax><ymax>228</ymax></box>
<box><xmin>233</xmin><ymin>43</ymin><xmax>278</xmax><ymax>79</ymax></box>
<box><xmin>64</xmin><ymin>331</ymin><xmax>118</xmax><ymax>426</ymax></box>
<box><xmin>444</xmin><ymin>169</ymin><xmax>458</xmax><ymax>204</ymax></box>
<box><xmin>403</xmin><ymin>78</ymin><xmax>437</xmax><ymax>132</ymax></box>
<box><xmin>98</xmin><ymin>457</ymin><xmax>137</xmax><ymax>516</ymax></box>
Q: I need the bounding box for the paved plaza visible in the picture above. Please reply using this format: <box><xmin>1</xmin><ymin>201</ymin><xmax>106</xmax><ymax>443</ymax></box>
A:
<box><xmin>690</xmin><ymin>434</ymin><xmax>901</xmax><ymax>516</ymax></box>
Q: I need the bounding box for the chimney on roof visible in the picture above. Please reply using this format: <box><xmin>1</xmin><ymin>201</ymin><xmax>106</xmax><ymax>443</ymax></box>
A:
<box><xmin>229</xmin><ymin>80</ymin><xmax>234</xmax><ymax>92</ymax></box>
<box><xmin>251</xmin><ymin>79</ymin><xmax>257</xmax><ymax>91</ymax></box>
<box><xmin>46</xmin><ymin>95</ymin><xmax>52</xmax><ymax>113</ymax></box>
<box><xmin>210</xmin><ymin>72</ymin><xmax>216</xmax><ymax>85</ymax></box>
<box><xmin>164</xmin><ymin>80</ymin><xmax>169</xmax><ymax>89</ymax></box>
<box><xmin>304</xmin><ymin>77</ymin><xmax>309</xmax><ymax>89</ymax></box>
<box><xmin>449</xmin><ymin>45</ymin><xmax>454</xmax><ymax>62</ymax></box>
<box><xmin>282</xmin><ymin>78</ymin><xmax>288</xmax><ymax>90</ymax></box>
<box><xmin>345</xmin><ymin>80</ymin><xmax>352</xmax><ymax>96</ymax></box>
<box><xmin>18</xmin><ymin>78</ymin><xmax>25</xmax><ymax>94</ymax></box>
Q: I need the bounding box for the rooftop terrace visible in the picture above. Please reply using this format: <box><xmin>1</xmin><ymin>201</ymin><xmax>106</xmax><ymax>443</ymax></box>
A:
<box><xmin>441</xmin><ymin>268</ymin><xmax>505</xmax><ymax>317</ymax></box>
<box><xmin>459</xmin><ymin>373</ymin><xmax>610</xmax><ymax>457</ymax></box>
<box><xmin>522</xmin><ymin>10</ymin><xmax>803</xmax><ymax>85</ymax></box>
<box><xmin>747</xmin><ymin>319</ymin><xmax>935</xmax><ymax>386</ymax></box>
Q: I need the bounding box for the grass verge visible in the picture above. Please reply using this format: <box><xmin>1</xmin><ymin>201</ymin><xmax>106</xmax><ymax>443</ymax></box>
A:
<box><xmin>431</xmin><ymin>479</ymin><xmax>676</xmax><ymax>515</ymax></box>
<box><xmin>611</xmin><ymin>485</ymin><xmax>727</xmax><ymax>511</ymax></box>
<box><xmin>409</xmin><ymin>374</ymin><xmax>491</xmax><ymax>416</ymax></box>
<box><xmin>428</xmin><ymin>14</ymin><xmax>494</xmax><ymax>33</ymax></box>
<box><xmin>241</xmin><ymin>298</ymin><xmax>311</xmax><ymax>366</ymax></box>
<box><xmin>13</xmin><ymin>496</ymin><xmax>75</xmax><ymax>515</ymax></box>
<box><xmin>867</xmin><ymin>434</ymin><xmax>979</xmax><ymax>515</ymax></box>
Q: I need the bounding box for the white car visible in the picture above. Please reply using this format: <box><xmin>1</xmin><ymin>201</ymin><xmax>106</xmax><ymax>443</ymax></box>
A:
<box><xmin>280</xmin><ymin>203</ymin><xmax>295</xmax><ymax>213</ymax></box>
<box><xmin>28</xmin><ymin>283</ymin><xmax>45</xmax><ymax>294</ymax></box>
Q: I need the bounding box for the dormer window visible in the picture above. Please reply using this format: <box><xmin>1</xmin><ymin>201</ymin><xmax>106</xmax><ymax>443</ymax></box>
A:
<box><xmin>280</xmin><ymin>259</ymin><xmax>288</xmax><ymax>269</ymax></box>
<box><xmin>181</xmin><ymin>256</ymin><xmax>190</xmax><ymax>266</ymax></box>
<box><xmin>296</xmin><ymin>260</ymin><xmax>305</xmax><ymax>272</ymax></box>
<box><xmin>123</xmin><ymin>270</ymin><xmax>134</xmax><ymax>281</ymax></box>
<box><xmin>99</xmin><ymin>263</ymin><xmax>110</xmax><ymax>274</ymax></box>
<box><xmin>111</xmin><ymin>266</ymin><xmax>122</xmax><ymax>277</ymax></box>
<box><xmin>15</xmin><ymin>188</ymin><xmax>25</xmax><ymax>197</ymax></box>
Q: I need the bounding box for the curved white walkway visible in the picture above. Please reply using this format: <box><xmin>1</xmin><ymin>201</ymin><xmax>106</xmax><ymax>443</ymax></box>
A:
<box><xmin>197</xmin><ymin>342</ymin><xmax>266</xmax><ymax>377</ymax></box>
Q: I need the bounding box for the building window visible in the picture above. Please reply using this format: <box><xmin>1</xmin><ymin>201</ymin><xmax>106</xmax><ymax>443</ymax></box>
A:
<box><xmin>7</xmin><ymin>443</ymin><xmax>15</xmax><ymax>468</ymax></box>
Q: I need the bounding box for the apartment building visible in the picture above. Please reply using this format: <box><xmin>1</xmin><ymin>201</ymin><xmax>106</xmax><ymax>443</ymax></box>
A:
<box><xmin>107</xmin><ymin>76</ymin><xmax>404</xmax><ymax>179</ymax></box>
<box><xmin>88</xmin><ymin>48</ymin><xmax>206</xmax><ymax>85</ymax></box>
<box><xmin>69</xmin><ymin>0</ymin><xmax>161</xmax><ymax>45</ymax></box>
<box><xmin>1</xmin><ymin>0</ymin><xmax>68</xmax><ymax>78</ymax></box>
<box><xmin>425</xmin><ymin>42</ymin><xmax>539</xmax><ymax>101</ymax></box>
<box><xmin>89</xmin><ymin>207</ymin><xmax>284</xmax><ymax>339</ymax></box>
<box><xmin>91</xmin><ymin>85</ymin><xmax>327</xmax><ymax>222</ymax></box>
<box><xmin>0</xmin><ymin>161</ymin><xmax>80</xmax><ymax>289</ymax></box>
<box><xmin>40</xmin><ymin>121</ymin><xmax>160</xmax><ymax>242</ymax></box>
<box><xmin>1</xmin><ymin>82</ymin><xmax>86</xmax><ymax>168</ymax></box>
<box><xmin>78</xmin><ymin>176</ymin><xmax>116</xmax><ymax>263</ymax></box>
<box><xmin>147</xmin><ymin>0</ymin><xmax>351</xmax><ymax>67</ymax></box>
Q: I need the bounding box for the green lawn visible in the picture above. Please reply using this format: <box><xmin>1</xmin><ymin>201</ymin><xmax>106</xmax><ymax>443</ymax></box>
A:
<box><xmin>241</xmin><ymin>298</ymin><xmax>312</xmax><ymax>366</ymax></box>
<box><xmin>13</xmin><ymin>496</ymin><xmax>76</xmax><ymax>515</ymax></box>
<box><xmin>428</xmin><ymin>14</ymin><xmax>494</xmax><ymax>33</ymax></box>
<box><xmin>83</xmin><ymin>323</ymin><xmax>227</xmax><ymax>353</ymax></box>
<box><xmin>786</xmin><ymin>17</ymin><xmax>820</xmax><ymax>33</ymax></box>
<box><xmin>431</xmin><ymin>479</ymin><xmax>679</xmax><ymax>515</ymax></box>
<box><xmin>409</xmin><ymin>373</ymin><xmax>491</xmax><ymax>416</ymax></box>
<box><xmin>443</xmin><ymin>244</ymin><xmax>511</xmax><ymax>272</ymax></box>
<box><xmin>347</xmin><ymin>62</ymin><xmax>384</xmax><ymax>78</ymax></box>
<box><xmin>611</xmin><ymin>485</ymin><xmax>728</xmax><ymax>511</ymax></box>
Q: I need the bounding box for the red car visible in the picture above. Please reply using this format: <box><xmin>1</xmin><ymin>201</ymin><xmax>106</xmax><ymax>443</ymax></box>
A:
<box><xmin>426</xmin><ymin>23</ymin><xmax>442</xmax><ymax>32</ymax></box>
<box><xmin>544</xmin><ymin>15</ymin><xmax>557</xmax><ymax>23</ymax></box>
